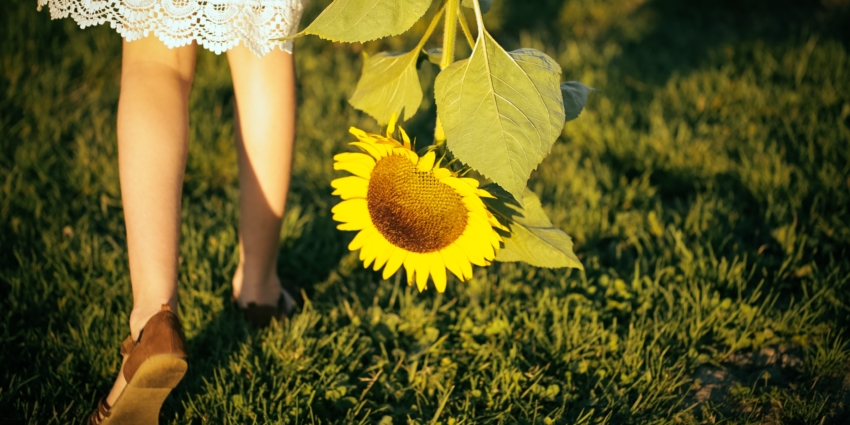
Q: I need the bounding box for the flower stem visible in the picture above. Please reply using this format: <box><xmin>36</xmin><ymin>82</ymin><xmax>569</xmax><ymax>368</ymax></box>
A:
<box><xmin>457</xmin><ymin>8</ymin><xmax>475</xmax><ymax>48</ymax></box>
<box><xmin>440</xmin><ymin>0</ymin><xmax>459</xmax><ymax>70</ymax></box>
<box><xmin>435</xmin><ymin>0</ymin><xmax>460</xmax><ymax>147</ymax></box>
<box><xmin>415</xmin><ymin>3</ymin><xmax>446</xmax><ymax>51</ymax></box>
<box><xmin>472</xmin><ymin>0</ymin><xmax>485</xmax><ymax>35</ymax></box>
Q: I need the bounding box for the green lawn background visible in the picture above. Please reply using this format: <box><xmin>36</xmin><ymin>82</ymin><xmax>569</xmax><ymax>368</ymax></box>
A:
<box><xmin>2</xmin><ymin>0</ymin><xmax>850</xmax><ymax>423</ymax></box>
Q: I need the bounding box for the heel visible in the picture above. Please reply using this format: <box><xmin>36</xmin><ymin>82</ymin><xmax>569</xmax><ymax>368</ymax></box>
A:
<box><xmin>89</xmin><ymin>305</ymin><xmax>188</xmax><ymax>425</ymax></box>
<box><xmin>101</xmin><ymin>356</ymin><xmax>188</xmax><ymax>425</ymax></box>
<box><xmin>131</xmin><ymin>355</ymin><xmax>188</xmax><ymax>389</ymax></box>
<box><xmin>122</xmin><ymin>305</ymin><xmax>188</xmax><ymax>384</ymax></box>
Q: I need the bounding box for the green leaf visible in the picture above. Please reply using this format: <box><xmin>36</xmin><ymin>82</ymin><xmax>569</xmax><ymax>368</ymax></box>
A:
<box><xmin>462</xmin><ymin>0</ymin><xmax>492</xmax><ymax>14</ymax></box>
<box><xmin>349</xmin><ymin>51</ymin><xmax>422</xmax><ymax>124</ymax></box>
<box><xmin>302</xmin><ymin>0</ymin><xmax>433</xmax><ymax>43</ymax></box>
<box><xmin>483</xmin><ymin>186</ymin><xmax>583</xmax><ymax>269</ymax></box>
<box><xmin>561</xmin><ymin>81</ymin><xmax>593</xmax><ymax>122</ymax></box>
<box><xmin>435</xmin><ymin>32</ymin><xmax>565</xmax><ymax>203</ymax></box>
<box><xmin>347</xmin><ymin>4</ymin><xmax>445</xmax><ymax>123</ymax></box>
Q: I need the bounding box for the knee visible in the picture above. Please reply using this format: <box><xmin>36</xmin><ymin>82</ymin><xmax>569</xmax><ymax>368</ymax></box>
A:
<box><xmin>121</xmin><ymin>38</ymin><xmax>197</xmax><ymax>96</ymax></box>
<box><xmin>122</xmin><ymin>63</ymin><xmax>194</xmax><ymax>93</ymax></box>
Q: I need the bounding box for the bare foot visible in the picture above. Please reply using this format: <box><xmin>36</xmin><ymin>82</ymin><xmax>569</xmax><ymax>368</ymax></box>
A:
<box><xmin>104</xmin><ymin>360</ymin><xmax>128</xmax><ymax>408</ymax></box>
<box><xmin>231</xmin><ymin>263</ymin><xmax>294</xmax><ymax>311</ymax></box>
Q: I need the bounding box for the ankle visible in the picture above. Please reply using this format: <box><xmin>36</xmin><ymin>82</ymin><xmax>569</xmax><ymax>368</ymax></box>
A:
<box><xmin>129</xmin><ymin>301</ymin><xmax>177</xmax><ymax>340</ymax></box>
<box><xmin>232</xmin><ymin>263</ymin><xmax>280</xmax><ymax>306</ymax></box>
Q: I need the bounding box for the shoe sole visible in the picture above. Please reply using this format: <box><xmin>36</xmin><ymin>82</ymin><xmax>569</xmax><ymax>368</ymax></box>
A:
<box><xmin>101</xmin><ymin>355</ymin><xmax>188</xmax><ymax>425</ymax></box>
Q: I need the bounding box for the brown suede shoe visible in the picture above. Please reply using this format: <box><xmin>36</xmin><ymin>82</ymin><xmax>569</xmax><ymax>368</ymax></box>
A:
<box><xmin>88</xmin><ymin>305</ymin><xmax>188</xmax><ymax>425</ymax></box>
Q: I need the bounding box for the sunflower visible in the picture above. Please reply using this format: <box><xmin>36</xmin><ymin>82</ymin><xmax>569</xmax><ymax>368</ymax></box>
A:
<box><xmin>330</xmin><ymin>116</ymin><xmax>503</xmax><ymax>292</ymax></box>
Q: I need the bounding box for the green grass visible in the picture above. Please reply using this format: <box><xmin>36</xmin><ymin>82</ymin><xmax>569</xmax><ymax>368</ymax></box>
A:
<box><xmin>2</xmin><ymin>0</ymin><xmax>850</xmax><ymax>423</ymax></box>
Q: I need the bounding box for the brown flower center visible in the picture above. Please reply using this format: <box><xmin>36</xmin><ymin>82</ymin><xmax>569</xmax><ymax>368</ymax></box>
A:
<box><xmin>367</xmin><ymin>154</ymin><xmax>468</xmax><ymax>253</ymax></box>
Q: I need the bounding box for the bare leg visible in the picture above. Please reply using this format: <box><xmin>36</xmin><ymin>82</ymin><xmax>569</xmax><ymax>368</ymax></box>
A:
<box><xmin>106</xmin><ymin>36</ymin><xmax>197</xmax><ymax>406</ymax></box>
<box><xmin>226</xmin><ymin>44</ymin><xmax>296</xmax><ymax>308</ymax></box>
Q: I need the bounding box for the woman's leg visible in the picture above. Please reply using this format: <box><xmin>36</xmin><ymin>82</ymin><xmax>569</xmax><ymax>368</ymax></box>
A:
<box><xmin>226</xmin><ymin>44</ymin><xmax>297</xmax><ymax>307</ymax></box>
<box><xmin>106</xmin><ymin>36</ymin><xmax>197</xmax><ymax>406</ymax></box>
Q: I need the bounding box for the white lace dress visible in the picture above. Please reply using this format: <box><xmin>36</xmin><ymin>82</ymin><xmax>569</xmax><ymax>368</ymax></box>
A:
<box><xmin>37</xmin><ymin>0</ymin><xmax>309</xmax><ymax>56</ymax></box>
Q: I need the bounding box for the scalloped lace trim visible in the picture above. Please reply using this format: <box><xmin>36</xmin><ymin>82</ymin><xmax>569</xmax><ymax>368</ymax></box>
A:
<box><xmin>37</xmin><ymin>0</ymin><xmax>308</xmax><ymax>56</ymax></box>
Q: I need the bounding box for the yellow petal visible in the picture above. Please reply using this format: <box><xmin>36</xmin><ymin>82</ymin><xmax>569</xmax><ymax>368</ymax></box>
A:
<box><xmin>488</xmin><ymin>229</ymin><xmax>503</xmax><ymax>250</ymax></box>
<box><xmin>477</xmin><ymin>219</ymin><xmax>503</xmax><ymax>247</ymax></box>
<box><xmin>453</xmin><ymin>245</ymin><xmax>474</xmax><ymax>281</ymax></box>
<box><xmin>476</xmin><ymin>236</ymin><xmax>497</xmax><ymax>262</ymax></box>
<box><xmin>399</xmin><ymin>126</ymin><xmax>412</xmax><ymax>149</ymax></box>
<box><xmin>429</xmin><ymin>254</ymin><xmax>447</xmax><ymax>292</ymax></box>
<box><xmin>460</xmin><ymin>178</ymin><xmax>480</xmax><ymax>188</ymax></box>
<box><xmin>371</xmin><ymin>234</ymin><xmax>395</xmax><ymax>271</ymax></box>
<box><xmin>487</xmin><ymin>211</ymin><xmax>508</xmax><ymax>231</ymax></box>
<box><xmin>332</xmin><ymin>198</ymin><xmax>368</xmax><ymax>221</ymax></box>
<box><xmin>459</xmin><ymin>257</ymin><xmax>473</xmax><ymax>281</ymax></box>
<box><xmin>360</xmin><ymin>236</ymin><xmax>380</xmax><ymax>268</ymax></box>
<box><xmin>477</xmin><ymin>189</ymin><xmax>496</xmax><ymax>198</ymax></box>
<box><xmin>391</xmin><ymin>149</ymin><xmax>416</xmax><ymax>166</ymax></box>
<box><xmin>485</xmin><ymin>232</ymin><xmax>502</xmax><ymax>251</ymax></box>
<box><xmin>417</xmin><ymin>151</ymin><xmax>436</xmax><ymax>172</ymax></box>
<box><xmin>403</xmin><ymin>253</ymin><xmax>417</xmax><ymax>286</ymax></box>
<box><xmin>337</xmin><ymin>217</ymin><xmax>371</xmax><ymax>231</ymax></box>
<box><xmin>387</xmin><ymin>112</ymin><xmax>398</xmax><ymax>138</ymax></box>
<box><xmin>349</xmin><ymin>127</ymin><xmax>369</xmax><ymax>139</ymax></box>
<box><xmin>377</xmin><ymin>142</ymin><xmax>396</xmax><ymax>157</ymax></box>
<box><xmin>439</xmin><ymin>176</ymin><xmax>477</xmax><ymax>197</ymax></box>
<box><xmin>334</xmin><ymin>152</ymin><xmax>376</xmax><ymax>165</ymax></box>
<box><xmin>382</xmin><ymin>248</ymin><xmax>407</xmax><ymax>280</ymax></box>
<box><xmin>334</xmin><ymin>161</ymin><xmax>374</xmax><ymax>179</ymax></box>
<box><xmin>440</xmin><ymin>244</ymin><xmax>466</xmax><ymax>281</ymax></box>
<box><xmin>468</xmin><ymin>212</ymin><xmax>498</xmax><ymax>236</ymax></box>
<box><xmin>404</xmin><ymin>150</ymin><xmax>419</xmax><ymax>164</ymax></box>
<box><xmin>331</xmin><ymin>176</ymin><xmax>368</xmax><ymax>199</ymax></box>
<box><xmin>488</xmin><ymin>214</ymin><xmax>502</xmax><ymax>227</ymax></box>
<box><xmin>484</xmin><ymin>239</ymin><xmax>500</xmax><ymax>258</ymax></box>
<box><xmin>464</xmin><ymin>220</ymin><xmax>499</xmax><ymax>254</ymax></box>
<box><xmin>415</xmin><ymin>254</ymin><xmax>430</xmax><ymax>292</ymax></box>
<box><xmin>432</xmin><ymin>168</ymin><xmax>452</xmax><ymax>179</ymax></box>
<box><xmin>462</xmin><ymin>196</ymin><xmax>487</xmax><ymax>213</ymax></box>
<box><xmin>351</xmin><ymin>141</ymin><xmax>386</xmax><ymax>160</ymax></box>
<box><xmin>455</xmin><ymin>234</ymin><xmax>489</xmax><ymax>266</ymax></box>
<box><xmin>376</xmin><ymin>139</ymin><xmax>402</xmax><ymax>150</ymax></box>
<box><xmin>349</xmin><ymin>226</ymin><xmax>377</xmax><ymax>251</ymax></box>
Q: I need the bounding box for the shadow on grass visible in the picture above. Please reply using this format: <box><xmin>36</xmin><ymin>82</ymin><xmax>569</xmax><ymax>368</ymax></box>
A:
<box><xmin>501</xmin><ymin>0</ymin><xmax>848</xmax><ymax>85</ymax></box>
<box><xmin>165</xmin><ymin>304</ymin><xmax>253</xmax><ymax>421</ymax></box>
<box><xmin>610</xmin><ymin>0</ymin><xmax>848</xmax><ymax>84</ymax></box>
<box><xmin>278</xmin><ymin>209</ymin><xmax>348</xmax><ymax>300</ymax></box>
<box><xmin>278</xmin><ymin>199</ymin><xmax>350</xmax><ymax>307</ymax></box>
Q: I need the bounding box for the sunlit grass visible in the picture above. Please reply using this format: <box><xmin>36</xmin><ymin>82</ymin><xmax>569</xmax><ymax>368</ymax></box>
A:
<box><xmin>2</xmin><ymin>0</ymin><xmax>849</xmax><ymax>423</ymax></box>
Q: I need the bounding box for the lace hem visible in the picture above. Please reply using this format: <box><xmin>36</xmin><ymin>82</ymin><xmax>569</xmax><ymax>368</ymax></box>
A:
<box><xmin>37</xmin><ymin>0</ymin><xmax>308</xmax><ymax>57</ymax></box>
